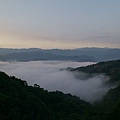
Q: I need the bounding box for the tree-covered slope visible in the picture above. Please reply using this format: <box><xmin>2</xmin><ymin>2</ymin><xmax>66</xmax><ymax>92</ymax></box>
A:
<box><xmin>67</xmin><ymin>59</ymin><xmax>120</xmax><ymax>120</ymax></box>
<box><xmin>70</xmin><ymin>59</ymin><xmax>120</xmax><ymax>83</ymax></box>
<box><xmin>0</xmin><ymin>71</ymin><xmax>92</xmax><ymax>120</ymax></box>
<box><xmin>0</xmin><ymin>59</ymin><xmax>120</xmax><ymax>120</ymax></box>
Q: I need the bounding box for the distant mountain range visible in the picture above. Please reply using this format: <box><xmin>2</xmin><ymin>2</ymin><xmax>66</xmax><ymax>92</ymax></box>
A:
<box><xmin>0</xmin><ymin>47</ymin><xmax>120</xmax><ymax>62</ymax></box>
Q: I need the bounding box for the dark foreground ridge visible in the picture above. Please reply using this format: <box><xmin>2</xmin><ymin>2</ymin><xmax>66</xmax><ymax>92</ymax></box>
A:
<box><xmin>0</xmin><ymin>59</ymin><xmax>120</xmax><ymax>120</ymax></box>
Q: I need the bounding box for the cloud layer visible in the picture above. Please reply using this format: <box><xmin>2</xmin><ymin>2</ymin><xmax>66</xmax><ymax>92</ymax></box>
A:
<box><xmin>0</xmin><ymin>61</ymin><xmax>111</xmax><ymax>102</ymax></box>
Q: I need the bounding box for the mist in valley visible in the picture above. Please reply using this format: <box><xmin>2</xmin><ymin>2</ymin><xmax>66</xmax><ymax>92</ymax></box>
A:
<box><xmin>0</xmin><ymin>61</ymin><xmax>112</xmax><ymax>102</ymax></box>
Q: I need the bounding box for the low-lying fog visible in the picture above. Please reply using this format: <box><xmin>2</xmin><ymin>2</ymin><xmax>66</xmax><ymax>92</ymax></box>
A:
<box><xmin>0</xmin><ymin>61</ymin><xmax>111</xmax><ymax>102</ymax></box>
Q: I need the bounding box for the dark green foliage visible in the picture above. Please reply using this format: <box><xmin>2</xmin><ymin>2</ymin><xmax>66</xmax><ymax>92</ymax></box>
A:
<box><xmin>70</xmin><ymin>59</ymin><xmax>120</xmax><ymax>83</ymax></box>
<box><xmin>0</xmin><ymin>59</ymin><xmax>120</xmax><ymax>119</ymax></box>
<box><xmin>68</xmin><ymin>59</ymin><xmax>120</xmax><ymax>119</ymax></box>
<box><xmin>0</xmin><ymin>72</ymin><xmax>91</xmax><ymax>120</ymax></box>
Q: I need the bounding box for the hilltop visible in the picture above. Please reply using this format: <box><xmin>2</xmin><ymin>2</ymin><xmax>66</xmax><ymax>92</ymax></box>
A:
<box><xmin>69</xmin><ymin>59</ymin><xmax>120</xmax><ymax>84</ymax></box>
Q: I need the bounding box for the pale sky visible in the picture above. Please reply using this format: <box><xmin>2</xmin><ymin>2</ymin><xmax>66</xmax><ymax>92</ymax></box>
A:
<box><xmin>0</xmin><ymin>0</ymin><xmax>120</xmax><ymax>49</ymax></box>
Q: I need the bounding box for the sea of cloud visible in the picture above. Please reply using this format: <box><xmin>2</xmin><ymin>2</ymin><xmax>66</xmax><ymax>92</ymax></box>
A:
<box><xmin>0</xmin><ymin>61</ymin><xmax>111</xmax><ymax>102</ymax></box>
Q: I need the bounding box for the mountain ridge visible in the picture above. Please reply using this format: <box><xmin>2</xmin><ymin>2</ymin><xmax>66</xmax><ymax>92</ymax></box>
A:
<box><xmin>0</xmin><ymin>51</ymin><xmax>97</xmax><ymax>62</ymax></box>
<box><xmin>0</xmin><ymin>47</ymin><xmax>120</xmax><ymax>62</ymax></box>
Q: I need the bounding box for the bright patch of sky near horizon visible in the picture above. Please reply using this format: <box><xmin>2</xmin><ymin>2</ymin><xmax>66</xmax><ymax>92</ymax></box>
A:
<box><xmin>0</xmin><ymin>0</ymin><xmax>120</xmax><ymax>49</ymax></box>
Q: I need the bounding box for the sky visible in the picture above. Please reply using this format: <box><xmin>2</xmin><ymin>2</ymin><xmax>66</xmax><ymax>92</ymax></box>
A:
<box><xmin>0</xmin><ymin>0</ymin><xmax>120</xmax><ymax>49</ymax></box>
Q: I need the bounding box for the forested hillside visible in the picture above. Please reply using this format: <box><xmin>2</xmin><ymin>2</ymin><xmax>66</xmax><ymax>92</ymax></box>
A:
<box><xmin>0</xmin><ymin>71</ymin><xmax>91</xmax><ymax>120</ymax></box>
<box><xmin>0</xmin><ymin>59</ymin><xmax>120</xmax><ymax>120</ymax></box>
<box><xmin>69</xmin><ymin>59</ymin><xmax>120</xmax><ymax>84</ymax></box>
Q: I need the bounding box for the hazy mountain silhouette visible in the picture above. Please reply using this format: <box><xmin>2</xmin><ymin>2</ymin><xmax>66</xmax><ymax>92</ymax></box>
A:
<box><xmin>0</xmin><ymin>47</ymin><xmax>120</xmax><ymax>62</ymax></box>
<box><xmin>0</xmin><ymin>51</ymin><xmax>97</xmax><ymax>62</ymax></box>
